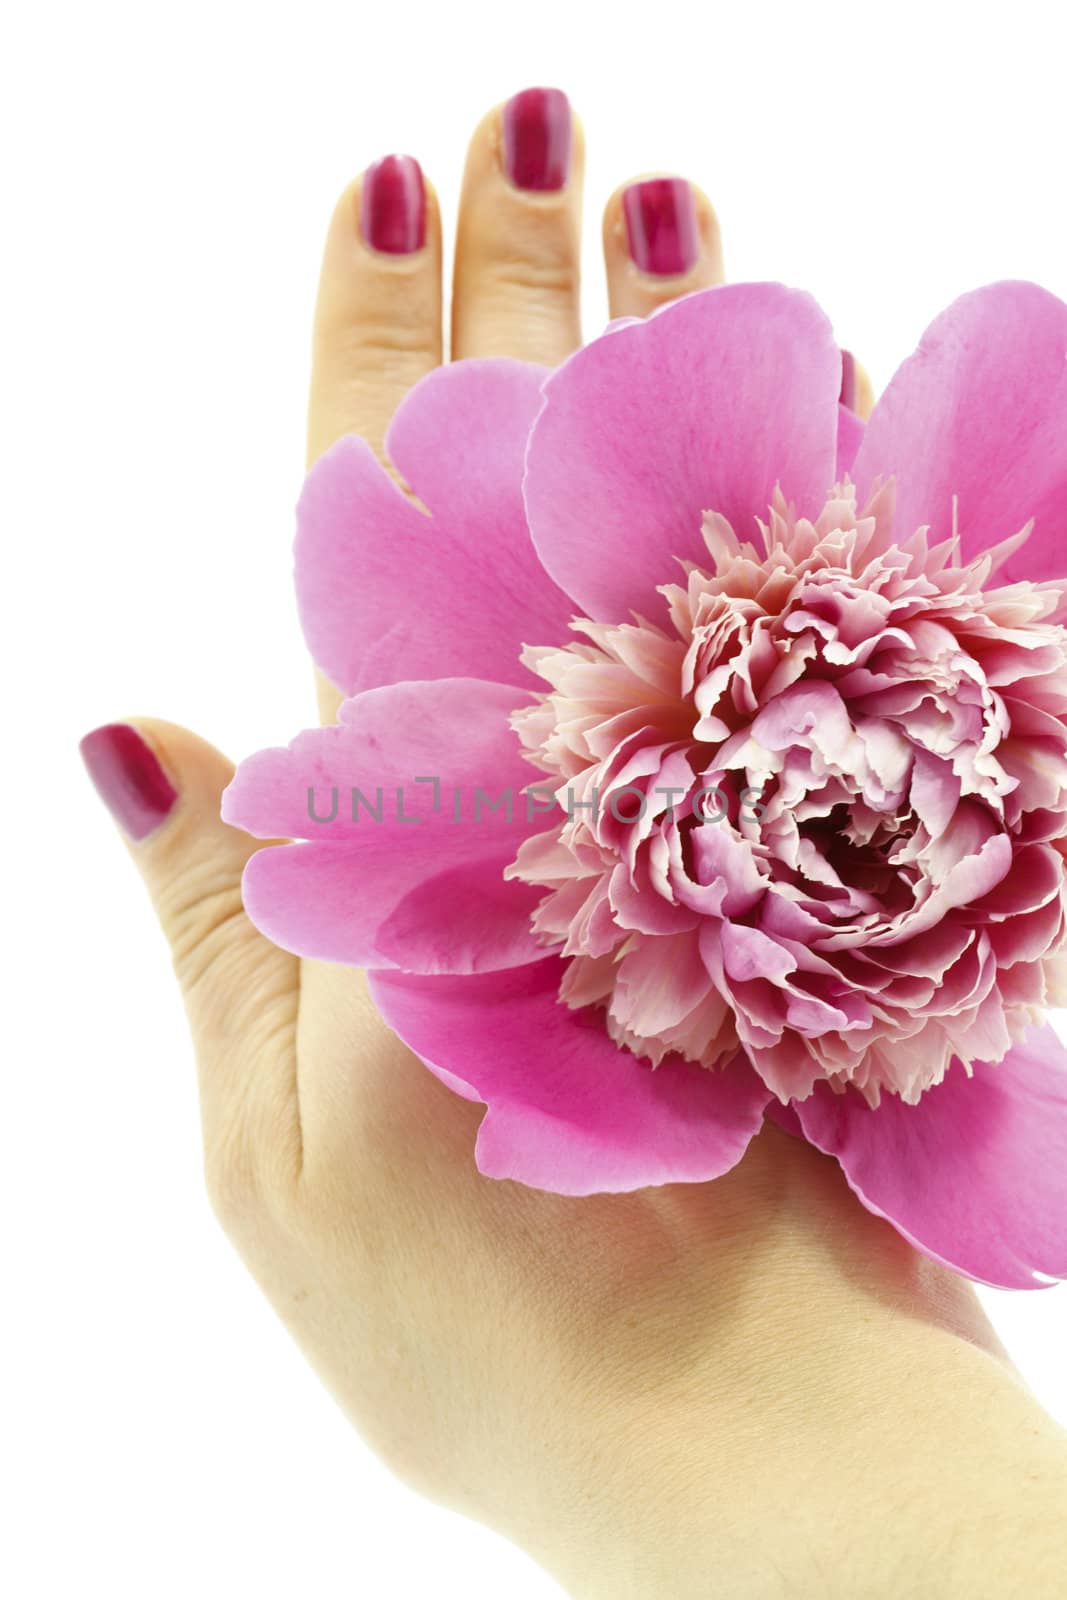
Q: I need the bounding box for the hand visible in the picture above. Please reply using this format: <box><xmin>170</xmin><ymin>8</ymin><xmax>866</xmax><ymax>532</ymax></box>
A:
<box><xmin>81</xmin><ymin>91</ymin><xmax>1067</xmax><ymax>1598</ymax></box>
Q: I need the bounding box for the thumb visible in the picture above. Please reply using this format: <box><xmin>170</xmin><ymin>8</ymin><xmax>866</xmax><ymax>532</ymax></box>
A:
<box><xmin>80</xmin><ymin>718</ymin><xmax>302</xmax><ymax>1200</ymax></box>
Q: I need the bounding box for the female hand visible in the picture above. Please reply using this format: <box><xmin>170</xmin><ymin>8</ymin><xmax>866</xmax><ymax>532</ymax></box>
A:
<box><xmin>81</xmin><ymin>91</ymin><xmax>1067</xmax><ymax>1598</ymax></box>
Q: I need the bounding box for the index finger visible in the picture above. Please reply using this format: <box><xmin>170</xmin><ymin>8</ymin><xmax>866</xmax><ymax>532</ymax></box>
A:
<box><xmin>306</xmin><ymin>157</ymin><xmax>443</xmax><ymax>721</ymax></box>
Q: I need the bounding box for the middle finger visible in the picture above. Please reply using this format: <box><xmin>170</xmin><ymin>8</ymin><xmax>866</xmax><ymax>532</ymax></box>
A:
<box><xmin>452</xmin><ymin>88</ymin><xmax>585</xmax><ymax>364</ymax></box>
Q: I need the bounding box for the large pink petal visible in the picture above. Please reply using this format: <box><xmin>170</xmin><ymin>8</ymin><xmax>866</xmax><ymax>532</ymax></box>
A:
<box><xmin>836</xmin><ymin>403</ymin><xmax>864</xmax><ymax>479</ymax></box>
<box><xmin>223</xmin><ymin>679</ymin><xmax>547</xmax><ymax>973</ymax></box>
<box><xmin>223</xmin><ymin>679</ymin><xmax>534</xmax><ymax>840</ymax></box>
<box><xmin>385</xmin><ymin>359</ymin><xmax>542</xmax><ymax>542</ymax></box>
<box><xmin>524</xmin><ymin>285</ymin><xmax>841</xmax><ymax>621</ymax></box>
<box><xmin>241</xmin><ymin>843</ymin><xmax>545</xmax><ymax>972</ymax></box>
<box><xmin>794</xmin><ymin>1025</ymin><xmax>1067</xmax><ymax>1288</ymax></box>
<box><xmin>370</xmin><ymin>958</ymin><xmax>773</xmax><ymax>1193</ymax></box>
<box><xmin>296</xmin><ymin>361</ymin><xmax>575</xmax><ymax>694</ymax></box>
<box><xmin>853</xmin><ymin>282</ymin><xmax>1067</xmax><ymax>583</ymax></box>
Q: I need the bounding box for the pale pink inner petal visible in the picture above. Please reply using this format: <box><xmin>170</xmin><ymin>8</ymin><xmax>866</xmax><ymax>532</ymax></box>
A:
<box><xmin>509</xmin><ymin>481</ymin><xmax>1067</xmax><ymax>1105</ymax></box>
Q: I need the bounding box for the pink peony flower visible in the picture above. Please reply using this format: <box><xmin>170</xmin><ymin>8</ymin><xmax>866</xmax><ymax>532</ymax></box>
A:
<box><xmin>224</xmin><ymin>282</ymin><xmax>1067</xmax><ymax>1290</ymax></box>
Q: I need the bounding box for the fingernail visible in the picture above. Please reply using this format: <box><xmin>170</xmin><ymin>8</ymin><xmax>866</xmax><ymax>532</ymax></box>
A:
<box><xmin>627</xmin><ymin>180</ymin><xmax>700</xmax><ymax>280</ymax></box>
<box><xmin>360</xmin><ymin>154</ymin><xmax>426</xmax><ymax>255</ymax></box>
<box><xmin>839</xmin><ymin>349</ymin><xmax>857</xmax><ymax>411</ymax></box>
<box><xmin>80</xmin><ymin>723</ymin><xmax>177</xmax><ymax>842</ymax></box>
<box><xmin>503</xmin><ymin>87</ymin><xmax>572</xmax><ymax>192</ymax></box>
<box><xmin>622</xmin><ymin>178</ymin><xmax>699</xmax><ymax>276</ymax></box>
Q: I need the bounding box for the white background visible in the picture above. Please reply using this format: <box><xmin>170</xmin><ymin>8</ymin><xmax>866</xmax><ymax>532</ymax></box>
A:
<box><xmin>5</xmin><ymin>1</ymin><xmax>1067</xmax><ymax>1594</ymax></box>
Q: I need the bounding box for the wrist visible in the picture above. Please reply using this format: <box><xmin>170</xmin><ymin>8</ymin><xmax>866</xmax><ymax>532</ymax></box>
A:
<box><xmin>542</xmin><ymin>1312</ymin><xmax>1065</xmax><ymax>1599</ymax></box>
<box><xmin>502</xmin><ymin>1132</ymin><xmax>1067</xmax><ymax>1598</ymax></box>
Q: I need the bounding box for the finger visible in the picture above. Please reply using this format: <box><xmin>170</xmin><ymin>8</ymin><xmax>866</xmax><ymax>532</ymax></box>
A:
<box><xmin>307</xmin><ymin>158</ymin><xmax>443</xmax><ymax>722</ymax></box>
<box><xmin>307</xmin><ymin>155</ymin><xmax>443</xmax><ymax>466</ymax></box>
<box><xmin>603</xmin><ymin>175</ymin><xmax>724</xmax><ymax>320</ymax></box>
<box><xmin>840</xmin><ymin>350</ymin><xmax>876</xmax><ymax>421</ymax></box>
<box><xmin>452</xmin><ymin>88</ymin><xmax>584</xmax><ymax>362</ymax></box>
<box><xmin>80</xmin><ymin>720</ymin><xmax>302</xmax><ymax>1207</ymax></box>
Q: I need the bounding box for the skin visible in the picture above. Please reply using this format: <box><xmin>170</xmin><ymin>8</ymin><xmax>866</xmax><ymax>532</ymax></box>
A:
<box><xmin>96</xmin><ymin>98</ymin><xmax>1066</xmax><ymax>1597</ymax></box>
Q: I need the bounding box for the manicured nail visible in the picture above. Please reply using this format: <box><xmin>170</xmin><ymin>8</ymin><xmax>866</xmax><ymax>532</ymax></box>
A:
<box><xmin>622</xmin><ymin>178</ymin><xmax>699</xmax><ymax>276</ymax></box>
<box><xmin>839</xmin><ymin>349</ymin><xmax>857</xmax><ymax>411</ymax></box>
<box><xmin>80</xmin><ymin>723</ymin><xmax>177</xmax><ymax>842</ymax></box>
<box><xmin>503</xmin><ymin>87</ymin><xmax>572</xmax><ymax>192</ymax></box>
<box><xmin>360</xmin><ymin>154</ymin><xmax>426</xmax><ymax>255</ymax></box>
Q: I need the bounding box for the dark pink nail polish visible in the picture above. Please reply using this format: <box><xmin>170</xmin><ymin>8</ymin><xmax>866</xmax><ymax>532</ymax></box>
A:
<box><xmin>360</xmin><ymin>154</ymin><xmax>426</xmax><ymax>255</ymax></box>
<box><xmin>839</xmin><ymin>349</ymin><xmax>857</xmax><ymax>411</ymax></box>
<box><xmin>503</xmin><ymin>87</ymin><xmax>572</xmax><ymax>192</ymax></box>
<box><xmin>622</xmin><ymin>178</ymin><xmax>699</xmax><ymax>277</ymax></box>
<box><xmin>80</xmin><ymin>723</ymin><xmax>177</xmax><ymax>841</ymax></box>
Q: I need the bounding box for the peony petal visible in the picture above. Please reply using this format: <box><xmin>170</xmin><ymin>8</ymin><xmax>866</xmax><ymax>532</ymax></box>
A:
<box><xmin>612</xmin><ymin>930</ymin><xmax>710</xmax><ymax>1034</ymax></box>
<box><xmin>524</xmin><ymin>285</ymin><xmax>841</xmax><ymax>621</ymax></box>
<box><xmin>296</xmin><ymin>361</ymin><xmax>575</xmax><ymax>693</ymax></box>
<box><xmin>385</xmin><ymin>359</ymin><xmax>544</xmax><ymax>544</ymax></box>
<box><xmin>794</xmin><ymin>1024</ymin><xmax>1067</xmax><ymax>1288</ymax></box>
<box><xmin>369</xmin><ymin>958</ymin><xmax>773</xmax><ymax>1193</ymax></box>
<box><xmin>241</xmin><ymin>843</ymin><xmax>545</xmax><ymax>972</ymax></box>
<box><xmin>853</xmin><ymin>282</ymin><xmax>1067</xmax><ymax>583</ymax></box>
<box><xmin>223</xmin><ymin>679</ymin><xmax>547</xmax><ymax>972</ymax></box>
<box><xmin>836</xmin><ymin>403</ymin><xmax>864</xmax><ymax>479</ymax></box>
<box><xmin>223</xmin><ymin>679</ymin><xmax>534</xmax><ymax>841</ymax></box>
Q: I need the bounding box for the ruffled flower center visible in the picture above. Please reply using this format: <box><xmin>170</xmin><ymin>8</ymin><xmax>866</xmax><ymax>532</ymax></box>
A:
<box><xmin>508</xmin><ymin>483</ymin><xmax>1067</xmax><ymax>1103</ymax></box>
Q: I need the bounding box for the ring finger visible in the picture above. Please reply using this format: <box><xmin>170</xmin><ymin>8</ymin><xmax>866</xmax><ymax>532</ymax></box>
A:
<box><xmin>603</xmin><ymin>173</ymin><xmax>725</xmax><ymax>318</ymax></box>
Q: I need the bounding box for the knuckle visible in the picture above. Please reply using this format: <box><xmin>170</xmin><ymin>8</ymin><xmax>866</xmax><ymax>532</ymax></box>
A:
<box><xmin>341</xmin><ymin>325</ymin><xmax>437</xmax><ymax>364</ymax></box>
<box><xmin>165</xmin><ymin>875</ymin><xmax>248</xmax><ymax>995</ymax></box>
<box><xmin>482</xmin><ymin>252</ymin><xmax>580</xmax><ymax>304</ymax></box>
<box><xmin>317</xmin><ymin>321</ymin><xmax>438</xmax><ymax>381</ymax></box>
<box><xmin>156</xmin><ymin>861</ymin><xmax>290</xmax><ymax>1031</ymax></box>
